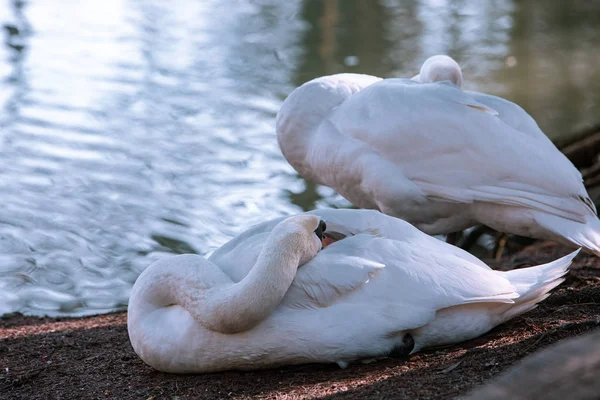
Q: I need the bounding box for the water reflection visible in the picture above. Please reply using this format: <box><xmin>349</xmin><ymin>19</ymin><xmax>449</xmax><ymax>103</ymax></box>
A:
<box><xmin>0</xmin><ymin>0</ymin><xmax>598</xmax><ymax>316</ymax></box>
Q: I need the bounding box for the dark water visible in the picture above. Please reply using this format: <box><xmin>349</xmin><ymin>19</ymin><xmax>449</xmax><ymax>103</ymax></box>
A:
<box><xmin>1</xmin><ymin>0</ymin><xmax>599</xmax><ymax>316</ymax></box>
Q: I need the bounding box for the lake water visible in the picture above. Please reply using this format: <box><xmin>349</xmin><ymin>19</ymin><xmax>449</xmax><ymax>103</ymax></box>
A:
<box><xmin>1</xmin><ymin>0</ymin><xmax>599</xmax><ymax>316</ymax></box>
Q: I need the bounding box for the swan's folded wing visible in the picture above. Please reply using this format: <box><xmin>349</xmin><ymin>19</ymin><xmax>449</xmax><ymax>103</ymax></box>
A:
<box><xmin>328</xmin><ymin>79</ymin><xmax>595</xmax><ymax>220</ymax></box>
<box><xmin>416</xmin><ymin>182</ymin><xmax>593</xmax><ymax>223</ymax></box>
<box><xmin>282</xmin><ymin>234</ymin><xmax>519</xmax><ymax>314</ymax></box>
<box><xmin>465</xmin><ymin>91</ymin><xmax>550</xmax><ymax>142</ymax></box>
<box><xmin>282</xmin><ymin>238</ymin><xmax>386</xmax><ymax>309</ymax></box>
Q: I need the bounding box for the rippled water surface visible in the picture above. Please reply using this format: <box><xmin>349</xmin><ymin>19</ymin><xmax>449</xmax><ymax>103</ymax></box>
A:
<box><xmin>1</xmin><ymin>0</ymin><xmax>599</xmax><ymax>316</ymax></box>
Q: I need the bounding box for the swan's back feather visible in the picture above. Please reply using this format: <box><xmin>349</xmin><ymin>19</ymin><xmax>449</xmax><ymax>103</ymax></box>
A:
<box><xmin>325</xmin><ymin>79</ymin><xmax>593</xmax><ymax>221</ymax></box>
<box><xmin>275</xmin><ymin>210</ymin><xmax>520</xmax><ymax>323</ymax></box>
<box><xmin>465</xmin><ymin>91</ymin><xmax>550</xmax><ymax>141</ymax></box>
<box><xmin>210</xmin><ymin>209</ymin><xmax>520</xmax><ymax>323</ymax></box>
<box><xmin>280</xmin><ymin>231</ymin><xmax>520</xmax><ymax>336</ymax></box>
<box><xmin>283</xmin><ymin>239</ymin><xmax>386</xmax><ymax>309</ymax></box>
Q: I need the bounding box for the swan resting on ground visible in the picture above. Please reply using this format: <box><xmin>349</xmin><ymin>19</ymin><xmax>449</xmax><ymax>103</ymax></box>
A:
<box><xmin>127</xmin><ymin>209</ymin><xmax>578</xmax><ymax>373</ymax></box>
<box><xmin>276</xmin><ymin>57</ymin><xmax>600</xmax><ymax>256</ymax></box>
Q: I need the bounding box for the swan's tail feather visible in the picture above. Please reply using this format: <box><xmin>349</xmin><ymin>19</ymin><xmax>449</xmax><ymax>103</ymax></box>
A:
<box><xmin>498</xmin><ymin>249</ymin><xmax>579</xmax><ymax>322</ymax></box>
<box><xmin>562</xmin><ymin>217</ymin><xmax>600</xmax><ymax>257</ymax></box>
<box><xmin>539</xmin><ymin>214</ymin><xmax>600</xmax><ymax>257</ymax></box>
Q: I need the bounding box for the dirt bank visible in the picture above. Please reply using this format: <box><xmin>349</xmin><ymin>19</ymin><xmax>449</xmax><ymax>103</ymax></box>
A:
<box><xmin>1</xmin><ymin>242</ymin><xmax>599</xmax><ymax>400</ymax></box>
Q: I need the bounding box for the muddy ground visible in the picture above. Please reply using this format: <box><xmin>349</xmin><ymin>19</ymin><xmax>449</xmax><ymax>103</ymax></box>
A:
<box><xmin>1</xmin><ymin>241</ymin><xmax>599</xmax><ymax>400</ymax></box>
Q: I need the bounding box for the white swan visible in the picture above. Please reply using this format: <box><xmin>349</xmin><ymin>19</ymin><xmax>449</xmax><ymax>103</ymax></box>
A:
<box><xmin>127</xmin><ymin>209</ymin><xmax>578</xmax><ymax>373</ymax></box>
<box><xmin>276</xmin><ymin>65</ymin><xmax>600</xmax><ymax>255</ymax></box>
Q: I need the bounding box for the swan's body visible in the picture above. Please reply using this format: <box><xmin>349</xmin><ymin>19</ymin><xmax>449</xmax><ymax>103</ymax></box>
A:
<box><xmin>276</xmin><ymin>67</ymin><xmax>600</xmax><ymax>255</ymax></box>
<box><xmin>128</xmin><ymin>209</ymin><xmax>577</xmax><ymax>373</ymax></box>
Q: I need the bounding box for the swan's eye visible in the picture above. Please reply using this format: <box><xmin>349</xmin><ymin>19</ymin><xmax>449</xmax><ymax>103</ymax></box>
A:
<box><xmin>314</xmin><ymin>220</ymin><xmax>326</xmax><ymax>240</ymax></box>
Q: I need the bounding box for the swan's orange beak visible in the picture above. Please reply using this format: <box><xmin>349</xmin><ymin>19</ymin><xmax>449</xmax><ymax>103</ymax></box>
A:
<box><xmin>321</xmin><ymin>232</ymin><xmax>347</xmax><ymax>248</ymax></box>
<box><xmin>321</xmin><ymin>236</ymin><xmax>336</xmax><ymax>248</ymax></box>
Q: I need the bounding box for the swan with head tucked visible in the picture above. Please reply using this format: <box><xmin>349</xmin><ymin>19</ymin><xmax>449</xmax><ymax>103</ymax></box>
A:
<box><xmin>128</xmin><ymin>209</ymin><xmax>578</xmax><ymax>373</ymax></box>
<box><xmin>276</xmin><ymin>57</ymin><xmax>600</xmax><ymax>256</ymax></box>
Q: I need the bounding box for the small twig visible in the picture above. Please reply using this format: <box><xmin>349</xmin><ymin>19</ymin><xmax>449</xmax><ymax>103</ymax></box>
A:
<box><xmin>437</xmin><ymin>360</ymin><xmax>463</xmax><ymax>374</ymax></box>
<box><xmin>556</xmin><ymin>302</ymin><xmax>599</xmax><ymax>311</ymax></box>
<box><xmin>1</xmin><ymin>362</ymin><xmax>65</xmax><ymax>391</ymax></box>
<box><xmin>522</xmin><ymin>333</ymin><xmax>548</xmax><ymax>353</ymax></box>
<box><xmin>83</xmin><ymin>354</ymin><xmax>101</xmax><ymax>363</ymax></box>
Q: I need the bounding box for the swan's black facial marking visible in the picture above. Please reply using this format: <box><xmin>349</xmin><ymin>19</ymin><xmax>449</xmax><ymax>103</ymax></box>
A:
<box><xmin>314</xmin><ymin>220</ymin><xmax>326</xmax><ymax>241</ymax></box>
<box><xmin>388</xmin><ymin>334</ymin><xmax>415</xmax><ymax>359</ymax></box>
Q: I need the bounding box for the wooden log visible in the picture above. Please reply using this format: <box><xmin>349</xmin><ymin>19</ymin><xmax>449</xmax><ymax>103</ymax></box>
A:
<box><xmin>558</xmin><ymin>124</ymin><xmax>600</xmax><ymax>206</ymax></box>
<box><xmin>462</xmin><ymin>328</ymin><xmax>600</xmax><ymax>400</ymax></box>
<box><xmin>559</xmin><ymin>125</ymin><xmax>600</xmax><ymax>170</ymax></box>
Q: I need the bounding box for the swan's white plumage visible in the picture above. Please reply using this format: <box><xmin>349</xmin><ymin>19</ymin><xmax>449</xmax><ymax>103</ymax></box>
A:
<box><xmin>328</xmin><ymin>81</ymin><xmax>588</xmax><ymax>218</ymax></box>
<box><xmin>129</xmin><ymin>209</ymin><xmax>578</xmax><ymax>373</ymax></box>
<box><xmin>276</xmin><ymin>70</ymin><xmax>600</xmax><ymax>255</ymax></box>
<box><xmin>215</xmin><ymin>210</ymin><xmax>519</xmax><ymax>311</ymax></box>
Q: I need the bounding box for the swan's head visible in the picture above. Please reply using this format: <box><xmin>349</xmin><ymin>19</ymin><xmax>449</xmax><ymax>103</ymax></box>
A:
<box><xmin>275</xmin><ymin>215</ymin><xmax>325</xmax><ymax>266</ymax></box>
<box><xmin>412</xmin><ymin>55</ymin><xmax>463</xmax><ymax>88</ymax></box>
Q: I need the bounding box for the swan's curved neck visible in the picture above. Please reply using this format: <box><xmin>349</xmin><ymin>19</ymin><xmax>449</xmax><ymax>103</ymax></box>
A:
<box><xmin>139</xmin><ymin>228</ymin><xmax>305</xmax><ymax>335</ymax></box>
<box><xmin>276</xmin><ymin>74</ymin><xmax>381</xmax><ymax>180</ymax></box>
<box><xmin>203</xmin><ymin>235</ymin><xmax>302</xmax><ymax>333</ymax></box>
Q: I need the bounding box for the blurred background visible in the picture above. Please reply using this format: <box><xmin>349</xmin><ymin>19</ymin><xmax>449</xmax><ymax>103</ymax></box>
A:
<box><xmin>0</xmin><ymin>0</ymin><xmax>599</xmax><ymax>316</ymax></box>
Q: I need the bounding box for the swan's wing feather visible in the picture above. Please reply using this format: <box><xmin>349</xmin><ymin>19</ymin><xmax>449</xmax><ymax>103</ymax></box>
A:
<box><xmin>417</xmin><ymin>182</ymin><xmax>589</xmax><ymax>223</ymax></box>
<box><xmin>463</xmin><ymin>93</ymin><xmax>599</xmax><ymax>216</ymax></box>
<box><xmin>328</xmin><ymin>80</ymin><xmax>593</xmax><ymax>219</ymax></box>
<box><xmin>465</xmin><ymin>91</ymin><xmax>549</xmax><ymax>141</ymax></box>
<box><xmin>308</xmin><ymin>208</ymin><xmax>494</xmax><ymax>270</ymax></box>
<box><xmin>362</xmin><ymin>235</ymin><xmax>519</xmax><ymax>305</ymax></box>
<box><xmin>283</xmin><ymin>242</ymin><xmax>386</xmax><ymax>309</ymax></box>
<box><xmin>307</xmin><ymin>118</ymin><xmax>426</xmax><ymax>213</ymax></box>
<box><xmin>209</xmin><ymin>209</ymin><xmax>521</xmax><ymax>332</ymax></box>
<box><xmin>283</xmin><ymin>232</ymin><xmax>519</xmax><ymax>314</ymax></box>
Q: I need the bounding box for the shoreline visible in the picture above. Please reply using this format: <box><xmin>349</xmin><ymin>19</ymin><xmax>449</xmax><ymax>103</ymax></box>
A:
<box><xmin>1</xmin><ymin>242</ymin><xmax>599</xmax><ymax>400</ymax></box>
